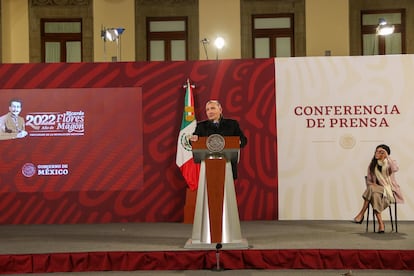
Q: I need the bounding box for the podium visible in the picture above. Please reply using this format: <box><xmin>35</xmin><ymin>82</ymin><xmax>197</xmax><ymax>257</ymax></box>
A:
<box><xmin>184</xmin><ymin>135</ymin><xmax>248</xmax><ymax>249</ymax></box>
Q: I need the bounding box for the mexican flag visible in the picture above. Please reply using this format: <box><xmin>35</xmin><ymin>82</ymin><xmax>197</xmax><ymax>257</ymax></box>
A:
<box><xmin>176</xmin><ymin>79</ymin><xmax>200</xmax><ymax>191</ymax></box>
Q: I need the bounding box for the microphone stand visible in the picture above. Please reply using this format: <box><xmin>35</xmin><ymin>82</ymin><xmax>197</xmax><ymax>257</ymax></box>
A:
<box><xmin>212</xmin><ymin>243</ymin><xmax>223</xmax><ymax>271</ymax></box>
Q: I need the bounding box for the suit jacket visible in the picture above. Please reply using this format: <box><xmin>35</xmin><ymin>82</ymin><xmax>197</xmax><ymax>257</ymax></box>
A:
<box><xmin>0</xmin><ymin>113</ymin><xmax>25</xmax><ymax>140</ymax></box>
<box><xmin>193</xmin><ymin>118</ymin><xmax>247</xmax><ymax>179</ymax></box>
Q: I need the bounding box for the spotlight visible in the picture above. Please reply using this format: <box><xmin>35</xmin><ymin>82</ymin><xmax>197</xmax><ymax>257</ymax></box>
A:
<box><xmin>201</xmin><ymin>38</ymin><xmax>209</xmax><ymax>44</ymax></box>
<box><xmin>214</xmin><ymin>36</ymin><xmax>225</xmax><ymax>60</ymax></box>
<box><xmin>214</xmin><ymin>37</ymin><xmax>225</xmax><ymax>50</ymax></box>
<box><xmin>200</xmin><ymin>38</ymin><xmax>209</xmax><ymax>60</ymax></box>
<box><xmin>101</xmin><ymin>27</ymin><xmax>125</xmax><ymax>42</ymax></box>
<box><xmin>101</xmin><ymin>26</ymin><xmax>125</xmax><ymax>62</ymax></box>
<box><xmin>376</xmin><ymin>18</ymin><xmax>395</xmax><ymax>36</ymax></box>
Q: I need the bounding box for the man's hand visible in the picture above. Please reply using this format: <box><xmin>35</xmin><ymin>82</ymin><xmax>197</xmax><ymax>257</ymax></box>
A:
<box><xmin>16</xmin><ymin>130</ymin><xmax>28</xmax><ymax>138</ymax></box>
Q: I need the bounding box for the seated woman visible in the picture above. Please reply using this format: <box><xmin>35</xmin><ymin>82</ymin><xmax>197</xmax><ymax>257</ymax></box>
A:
<box><xmin>353</xmin><ymin>144</ymin><xmax>404</xmax><ymax>233</ymax></box>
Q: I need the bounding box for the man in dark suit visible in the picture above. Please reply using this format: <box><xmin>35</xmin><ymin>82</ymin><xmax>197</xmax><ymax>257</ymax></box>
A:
<box><xmin>190</xmin><ymin>100</ymin><xmax>247</xmax><ymax>179</ymax></box>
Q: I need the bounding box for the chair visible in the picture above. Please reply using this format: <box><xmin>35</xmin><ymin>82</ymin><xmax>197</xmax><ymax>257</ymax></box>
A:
<box><xmin>366</xmin><ymin>196</ymin><xmax>398</xmax><ymax>233</ymax></box>
<box><xmin>364</xmin><ymin>176</ymin><xmax>398</xmax><ymax>233</ymax></box>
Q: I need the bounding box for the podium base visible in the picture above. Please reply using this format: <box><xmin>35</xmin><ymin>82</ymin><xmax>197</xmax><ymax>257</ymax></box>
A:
<box><xmin>184</xmin><ymin>238</ymin><xmax>249</xmax><ymax>249</ymax></box>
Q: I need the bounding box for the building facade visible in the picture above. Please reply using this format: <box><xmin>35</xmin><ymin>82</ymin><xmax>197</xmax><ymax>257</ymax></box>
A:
<box><xmin>1</xmin><ymin>0</ymin><xmax>413</xmax><ymax>63</ymax></box>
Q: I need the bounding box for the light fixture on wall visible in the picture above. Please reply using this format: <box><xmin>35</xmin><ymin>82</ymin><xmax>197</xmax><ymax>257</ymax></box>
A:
<box><xmin>214</xmin><ymin>36</ymin><xmax>225</xmax><ymax>60</ymax></box>
<box><xmin>376</xmin><ymin>18</ymin><xmax>395</xmax><ymax>36</ymax></box>
<box><xmin>101</xmin><ymin>26</ymin><xmax>125</xmax><ymax>61</ymax></box>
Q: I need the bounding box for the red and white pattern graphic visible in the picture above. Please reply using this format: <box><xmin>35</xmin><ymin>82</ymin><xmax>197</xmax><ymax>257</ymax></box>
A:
<box><xmin>0</xmin><ymin>59</ymin><xmax>276</xmax><ymax>224</ymax></box>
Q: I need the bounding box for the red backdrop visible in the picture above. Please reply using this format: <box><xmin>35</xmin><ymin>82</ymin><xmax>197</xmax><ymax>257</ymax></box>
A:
<box><xmin>0</xmin><ymin>59</ymin><xmax>277</xmax><ymax>224</ymax></box>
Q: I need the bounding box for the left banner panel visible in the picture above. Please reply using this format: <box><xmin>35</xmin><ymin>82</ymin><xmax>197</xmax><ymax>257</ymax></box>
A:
<box><xmin>0</xmin><ymin>87</ymin><xmax>143</xmax><ymax>192</ymax></box>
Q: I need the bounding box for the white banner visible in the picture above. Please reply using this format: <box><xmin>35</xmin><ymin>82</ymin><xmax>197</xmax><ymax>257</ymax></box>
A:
<box><xmin>276</xmin><ymin>55</ymin><xmax>414</xmax><ymax>220</ymax></box>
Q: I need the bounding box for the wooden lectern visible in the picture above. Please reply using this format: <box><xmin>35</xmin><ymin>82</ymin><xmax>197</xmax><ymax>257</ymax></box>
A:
<box><xmin>184</xmin><ymin>135</ymin><xmax>248</xmax><ymax>249</ymax></box>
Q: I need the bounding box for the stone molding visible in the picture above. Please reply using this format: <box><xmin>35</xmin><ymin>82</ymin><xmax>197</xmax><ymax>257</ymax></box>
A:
<box><xmin>137</xmin><ymin>0</ymin><xmax>196</xmax><ymax>5</ymax></box>
<box><xmin>31</xmin><ymin>0</ymin><xmax>90</xmax><ymax>6</ymax></box>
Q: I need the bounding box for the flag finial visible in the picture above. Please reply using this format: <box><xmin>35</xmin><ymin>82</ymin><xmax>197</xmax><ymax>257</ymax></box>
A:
<box><xmin>184</xmin><ymin>78</ymin><xmax>195</xmax><ymax>89</ymax></box>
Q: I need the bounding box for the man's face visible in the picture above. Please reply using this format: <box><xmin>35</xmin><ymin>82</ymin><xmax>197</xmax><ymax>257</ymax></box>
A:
<box><xmin>205</xmin><ymin>102</ymin><xmax>222</xmax><ymax>121</ymax></box>
<box><xmin>9</xmin><ymin>101</ymin><xmax>22</xmax><ymax>116</ymax></box>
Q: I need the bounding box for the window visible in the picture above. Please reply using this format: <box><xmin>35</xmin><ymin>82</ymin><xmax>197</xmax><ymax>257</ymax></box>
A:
<box><xmin>146</xmin><ymin>17</ymin><xmax>188</xmax><ymax>61</ymax></box>
<box><xmin>361</xmin><ymin>9</ymin><xmax>405</xmax><ymax>55</ymax></box>
<box><xmin>41</xmin><ymin>19</ymin><xmax>82</xmax><ymax>63</ymax></box>
<box><xmin>252</xmin><ymin>14</ymin><xmax>294</xmax><ymax>58</ymax></box>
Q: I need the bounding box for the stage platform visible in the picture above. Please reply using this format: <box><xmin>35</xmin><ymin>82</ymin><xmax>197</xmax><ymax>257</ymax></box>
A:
<box><xmin>1</xmin><ymin>220</ymin><xmax>413</xmax><ymax>275</ymax></box>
